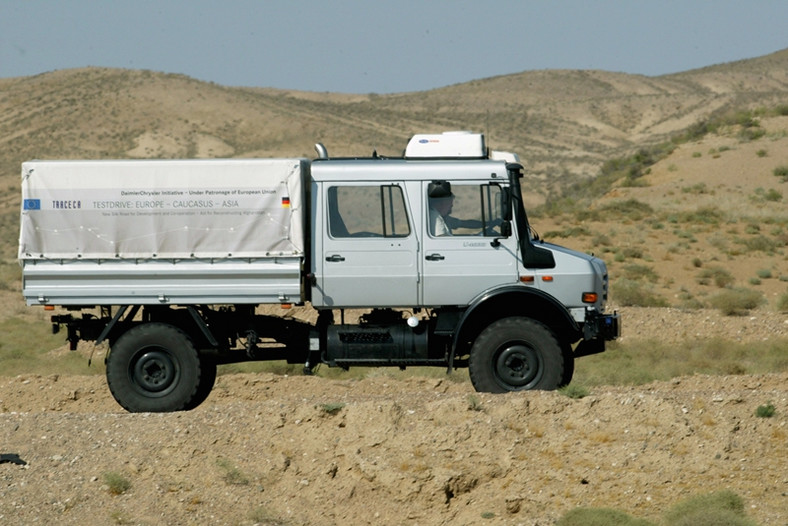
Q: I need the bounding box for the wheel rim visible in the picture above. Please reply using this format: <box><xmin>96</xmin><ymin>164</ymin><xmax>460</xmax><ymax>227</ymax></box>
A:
<box><xmin>130</xmin><ymin>347</ymin><xmax>180</xmax><ymax>397</ymax></box>
<box><xmin>493</xmin><ymin>342</ymin><xmax>542</xmax><ymax>389</ymax></box>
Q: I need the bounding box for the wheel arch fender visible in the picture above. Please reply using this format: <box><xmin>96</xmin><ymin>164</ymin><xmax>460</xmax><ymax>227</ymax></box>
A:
<box><xmin>452</xmin><ymin>286</ymin><xmax>581</xmax><ymax>359</ymax></box>
<box><xmin>142</xmin><ymin>306</ymin><xmax>219</xmax><ymax>350</ymax></box>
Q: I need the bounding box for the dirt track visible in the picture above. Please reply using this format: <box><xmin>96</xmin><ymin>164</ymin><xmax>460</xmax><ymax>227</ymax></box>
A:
<box><xmin>1</xmin><ymin>369</ymin><xmax>786</xmax><ymax>525</ymax></box>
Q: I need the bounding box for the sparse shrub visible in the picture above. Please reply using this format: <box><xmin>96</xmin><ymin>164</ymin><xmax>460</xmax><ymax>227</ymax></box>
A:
<box><xmin>708</xmin><ymin>287</ymin><xmax>765</xmax><ymax>315</ymax></box>
<box><xmin>736</xmin><ymin>234</ymin><xmax>781</xmax><ymax>253</ymax></box>
<box><xmin>319</xmin><ymin>402</ymin><xmax>345</xmax><ymax>415</ymax></box>
<box><xmin>764</xmin><ymin>188</ymin><xmax>782</xmax><ymax>201</ymax></box>
<box><xmin>557</xmin><ymin>507</ymin><xmax>654</xmax><ymax>526</ymax></box>
<box><xmin>697</xmin><ymin>266</ymin><xmax>735</xmax><ymax>288</ymax></box>
<box><xmin>622</xmin><ymin>246</ymin><xmax>644</xmax><ymax>259</ymax></box>
<box><xmin>109</xmin><ymin>510</ymin><xmax>134</xmax><ymax>525</ymax></box>
<box><xmin>680</xmin><ymin>296</ymin><xmax>705</xmax><ymax>310</ymax></box>
<box><xmin>676</xmin><ymin>206</ymin><xmax>724</xmax><ymax>225</ymax></box>
<box><xmin>777</xmin><ymin>292</ymin><xmax>788</xmax><ymax>312</ymax></box>
<box><xmin>544</xmin><ymin>226</ymin><xmax>591</xmax><ymax>238</ymax></box>
<box><xmin>578</xmin><ymin>336</ymin><xmax>787</xmax><ymax>386</ymax></box>
<box><xmin>774</xmin><ymin>165</ymin><xmax>788</xmax><ymax>180</ymax></box>
<box><xmin>595</xmin><ymin>199</ymin><xmax>654</xmax><ymax>221</ymax></box>
<box><xmin>611</xmin><ymin>279</ymin><xmax>667</xmax><ymax>307</ymax></box>
<box><xmin>755</xmin><ymin>403</ymin><xmax>776</xmax><ymax>418</ymax></box>
<box><xmin>467</xmin><ymin>394</ymin><xmax>484</xmax><ymax>412</ymax></box>
<box><xmin>692</xmin><ymin>151</ymin><xmax>702</xmax><ymax>158</ymax></box>
<box><xmin>560</xmin><ymin>384</ymin><xmax>589</xmax><ymax>399</ymax></box>
<box><xmin>739</xmin><ymin>126</ymin><xmax>765</xmax><ymax>142</ymax></box>
<box><xmin>103</xmin><ymin>471</ymin><xmax>131</xmax><ymax>495</ymax></box>
<box><xmin>756</xmin><ymin>149</ymin><xmax>767</xmax><ymax>157</ymax></box>
<box><xmin>621</xmin><ymin>263</ymin><xmax>659</xmax><ymax>283</ymax></box>
<box><xmin>673</xmin><ymin>228</ymin><xmax>697</xmax><ymax>242</ymax></box>
<box><xmin>216</xmin><ymin>458</ymin><xmax>250</xmax><ymax>485</ymax></box>
<box><xmin>744</xmin><ymin>223</ymin><xmax>760</xmax><ymax>234</ymax></box>
<box><xmin>707</xmin><ymin>234</ymin><xmax>728</xmax><ymax>252</ymax></box>
<box><xmin>756</xmin><ymin>268</ymin><xmax>772</xmax><ymax>279</ymax></box>
<box><xmin>591</xmin><ymin>233</ymin><xmax>612</xmax><ymax>246</ymax></box>
<box><xmin>249</xmin><ymin>506</ymin><xmax>284</xmax><ymax>524</ymax></box>
<box><xmin>727</xmin><ymin>110</ymin><xmax>759</xmax><ymax>129</ymax></box>
<box><xmin>681</xmin><ymin>182</ymin><xmax>708</xmax><ymax>194</ymax></box>
<box><xmin>663</xmin><ymin>490</ymin><xmax>756</xmax><ymax>526</ymax></box>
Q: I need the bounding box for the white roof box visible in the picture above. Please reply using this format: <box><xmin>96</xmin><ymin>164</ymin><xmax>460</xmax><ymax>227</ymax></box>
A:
<box><xmin>490</xmin><ymin>150</ymin><xmax>520</xmax><ymax>163</ymax></box>
<box><xmin>405</xmin><ymin>131</ymin><xmax>486</xmax><ymax>159</ymax></box>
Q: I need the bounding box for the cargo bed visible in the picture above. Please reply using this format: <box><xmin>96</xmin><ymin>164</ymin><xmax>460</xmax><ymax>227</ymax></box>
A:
<box><xmin>19</xmin><ymin>158</ymin><xmax>307</xmax><ymax>306</ymax></box>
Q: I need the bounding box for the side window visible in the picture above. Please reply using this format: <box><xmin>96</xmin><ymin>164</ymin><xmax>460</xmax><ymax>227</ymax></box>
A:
<box><xmin>328</xmin><ymin>185</ymin><xmax>410</xmax><ymax>238</ymax></box>
<box><xmin>428</xmin><ymin>181</ymin><xmax>504</xmax><ymax>237</ymax></box>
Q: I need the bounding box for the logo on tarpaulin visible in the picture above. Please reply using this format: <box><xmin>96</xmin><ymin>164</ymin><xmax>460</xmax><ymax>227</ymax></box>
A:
<box><xmin>23</xmin><ymin>199</ymin><xmax>41</xmax><ymax>210</ymax></box>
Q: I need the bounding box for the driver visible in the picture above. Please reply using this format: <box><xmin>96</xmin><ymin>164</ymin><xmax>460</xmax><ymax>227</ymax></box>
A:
<box><xmin>428</xmin><ymin>181</ymin><xmax>488</xmax><ymax>236</ymax></box>
<box><xmin>428</xmin><ymin>181</ymin><xmax>455</xmax><ymax>236</ymax></box>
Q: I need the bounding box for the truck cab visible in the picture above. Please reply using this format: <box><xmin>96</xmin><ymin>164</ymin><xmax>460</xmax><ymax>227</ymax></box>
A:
<box><xmin>307</xmin><ymin>132</ymin><xmax>618</xmax><ymax>391</ymax></box>
<box><xmin>310</xmin><ymin>158</ymin><xmax>518</xmax><ymax>308</ymax></box>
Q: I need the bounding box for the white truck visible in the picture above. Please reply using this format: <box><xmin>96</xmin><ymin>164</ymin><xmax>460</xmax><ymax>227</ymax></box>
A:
<box><xmin>19</xmin><ymin>132</ymin><xmax>619</xmax><ymax>412</ymax></box>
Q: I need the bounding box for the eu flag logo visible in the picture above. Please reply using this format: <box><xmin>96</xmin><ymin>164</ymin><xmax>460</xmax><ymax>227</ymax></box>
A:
<box><xmin>23</xmin><ymin>199</ymin><xmax>41</xmax><ymax>210</ymax></box>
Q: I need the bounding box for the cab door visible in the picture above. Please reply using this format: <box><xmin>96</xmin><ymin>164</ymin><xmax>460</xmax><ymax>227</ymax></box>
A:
<box><xmin>319</xmin><ymin>183</ymin><xmax>418</xmax><ymax>307</ymax></box>
<box><xmin>421</xmin><ymin>181</ymin><xmax>518</xmax><ymax>305</ymax></box>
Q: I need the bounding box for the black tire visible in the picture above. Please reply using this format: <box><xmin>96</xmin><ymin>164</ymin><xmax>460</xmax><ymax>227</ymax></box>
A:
<box><xmin>469</xmin><ymin>317</ymin><xmax>563</xmax><ymax>393</ymax></box>
<box><xmin>106</xmin><ymin>323</ymin><xmax>202</xmax><ymax>412</ymax></box>
<box><xmin>184</xmin><ymin>357</ymin><xmax>217</xmax><ymax>411</ymax></box>
<box><xmin>560</xmin><ymin>342</ymin><xmax>575</xmax><ymax>388</ymax></box>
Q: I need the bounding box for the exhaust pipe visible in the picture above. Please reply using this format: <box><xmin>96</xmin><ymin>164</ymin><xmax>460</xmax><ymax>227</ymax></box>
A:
<box><xmin>314</xmin><ymin>143</ymin><xmax>328</xmax><ymax>159</ymax></box>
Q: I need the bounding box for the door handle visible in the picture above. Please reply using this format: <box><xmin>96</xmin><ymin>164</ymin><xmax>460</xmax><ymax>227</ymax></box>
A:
<box><xmin>325</xmin><ymin>254</ymin><xmax>345</xmax><ymax>262</ymax></box>
<box><xmin>426</xmin><ymin>253</ymin><xmax>445</xmax><ymax>261</ymax></box>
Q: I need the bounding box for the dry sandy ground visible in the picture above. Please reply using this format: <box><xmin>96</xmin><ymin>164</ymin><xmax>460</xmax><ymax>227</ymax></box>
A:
<box><xmin>1</xmin><ymin>364</ymin><xmax>786</xmax><ymax>525</ymax></box>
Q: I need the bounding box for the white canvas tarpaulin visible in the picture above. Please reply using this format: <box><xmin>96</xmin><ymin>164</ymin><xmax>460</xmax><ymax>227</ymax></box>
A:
<box><xmin>19</xmin><ymin>158</ymin><xmax>307</xmax><ymax>260</ymax></box>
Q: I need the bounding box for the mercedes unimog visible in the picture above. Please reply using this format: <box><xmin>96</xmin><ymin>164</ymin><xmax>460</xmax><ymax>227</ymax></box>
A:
<box><xmin>19</xmin><ymin>132</ymin><xmax>619</xmax><ymax>412</ymax></box>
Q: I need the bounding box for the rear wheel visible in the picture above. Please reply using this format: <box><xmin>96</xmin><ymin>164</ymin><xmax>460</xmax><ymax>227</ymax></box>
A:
<box><xmin>469</xmin><ymin>317</ymin><xmax>563</xmax><ymax>393</ymax></box>
<box><xmin>184</xmin><ymin>356</ymin><xmax>217</xmax><ymax>410</ymax></box>
<box><xmin>107</xmin><ymin>323</ymin><xmax>203</xmax><ymax>412</ymax></box>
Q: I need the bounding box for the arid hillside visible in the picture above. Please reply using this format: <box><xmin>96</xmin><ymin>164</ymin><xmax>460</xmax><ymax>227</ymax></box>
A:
<box><xmin>1</xmin><ymin>49</ymin><xmax>788</xmax><ymax>310</ymax></box>
<box><xmin>1</xmin><ymin>50</ymin><xmax>787</xmax><ymax>526</ymax></box>
<box><xmin>535</xmin><ymin>113</ymin><xmax>788</xmax><ymax>311</ymax></box>
<box><xmin>1</xmin><ymin>48</ymin><xmax>787</xmax><ymax>198</ymax></box>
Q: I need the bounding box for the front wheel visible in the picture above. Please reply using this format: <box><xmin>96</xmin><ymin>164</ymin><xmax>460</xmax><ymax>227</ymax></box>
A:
<box><xmin>106</xmin><ymin>323</ymin><xmax>203</xmax><ymax>412</ymax></box>
<box><xmin>469</xmin><ymin>317</ymin><xmax>563</xmax><ymax>393</ymax></box>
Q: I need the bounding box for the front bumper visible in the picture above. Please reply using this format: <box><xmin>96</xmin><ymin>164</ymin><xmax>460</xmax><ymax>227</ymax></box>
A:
<box><xmin>574</xmin><ymin>310</ymin><xmax>621</xmax><ymax>357</ymax></box>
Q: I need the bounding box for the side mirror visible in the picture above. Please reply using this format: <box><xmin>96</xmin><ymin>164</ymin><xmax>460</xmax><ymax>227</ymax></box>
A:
<box><xmin>501</xmin><ymin>189</ymin><xmax>512</xmax><ymax>221</ymax></box>
<box><xmin>500</xmin><ymin>220</ymin><xmax>512</xmax><ymax>237</ymax></box>
<box><xmin>490</xmin><ymin>220</ymin><xmax>512</xmax><ymax>248</ymax></box>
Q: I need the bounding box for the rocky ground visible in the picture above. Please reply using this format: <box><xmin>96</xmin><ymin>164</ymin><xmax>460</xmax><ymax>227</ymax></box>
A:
<box><xmin>1</xmin><ymin>307</ymin><xmax>787</xmax><ymax>525</ymax></box>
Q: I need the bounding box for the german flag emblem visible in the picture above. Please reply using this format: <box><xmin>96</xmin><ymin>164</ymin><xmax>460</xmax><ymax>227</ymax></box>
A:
<box><xmin>281</xmin><ymin>197</ymin><xmax>290</xmax><ymax>208</ymax></box>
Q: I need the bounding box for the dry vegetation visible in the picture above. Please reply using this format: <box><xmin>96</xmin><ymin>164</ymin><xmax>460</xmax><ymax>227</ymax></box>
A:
<box><xmin>536</xmin><ymin>109</ymin><xmax>788</xmax><ymax>313</ymax></box>
<box><xmin>1</xmin><ymin>49</ymin><xmax>788</xmax><ymax>525</ymax></box>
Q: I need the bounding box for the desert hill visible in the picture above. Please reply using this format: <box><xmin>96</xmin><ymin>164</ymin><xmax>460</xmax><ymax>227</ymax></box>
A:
<box><xmin>1</xmin><ymin>47</ymin><xmax>787</xmax><ymax>181</ymax></box>
<box><xmin>1</xmin><ymin>51</ymin><xmax>787</xmax><ymax>526</ymax></box>
<box><xmin>1</xmin><ymin>48</ymin><xmax>787</xmax><ymax>308</ymax></box>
